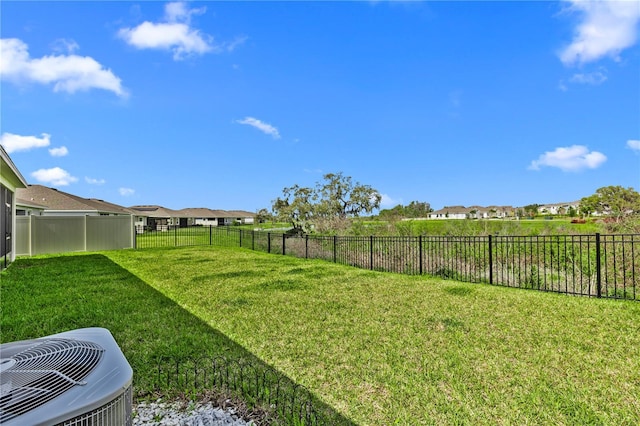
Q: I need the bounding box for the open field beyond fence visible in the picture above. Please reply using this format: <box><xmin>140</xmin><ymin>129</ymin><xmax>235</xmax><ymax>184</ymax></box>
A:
<box><xmin>2</xmin><ymin>246</ymin><xmax>639</xmax><ymax>425</ymax></box>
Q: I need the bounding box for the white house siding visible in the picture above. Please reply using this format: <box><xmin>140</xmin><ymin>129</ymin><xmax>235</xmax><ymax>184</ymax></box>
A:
<box><xmin>429</xmin><ymin>212</ymin><xmax>467</xmax><ymax>220</ymax></box>
<box><xmin>195</xmin><ymin>218</ymin><xmax>218</xmax><ymax>226</ymax></box>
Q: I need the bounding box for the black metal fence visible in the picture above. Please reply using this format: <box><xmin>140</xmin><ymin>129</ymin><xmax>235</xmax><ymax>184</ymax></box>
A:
<box><xmin>135</xmin><ymin>227</ymin><xmax>639</xmax><ymax>300</ymax></box>
<box><xmin>148</xmin><ymin>356</ymin><xmax>354</xmax><ymax>425</ymax></box>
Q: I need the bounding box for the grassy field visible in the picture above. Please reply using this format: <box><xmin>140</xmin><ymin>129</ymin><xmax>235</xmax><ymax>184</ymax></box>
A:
<box><xmin>353</xmin><ymin>218</ymin><xmax>602</xmax><ymax>236</ymax></box>
<box><xmin>2</xmin><ymin>246</ymin><xmax>639</xmax><ymax>425</ymax></box>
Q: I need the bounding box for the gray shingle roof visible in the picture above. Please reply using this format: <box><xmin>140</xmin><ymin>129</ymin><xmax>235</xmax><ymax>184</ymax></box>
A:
<box><xmin>129</xmin><ymin>205</ymin><xmax>183</xmax><ymax>218</ymax></box>
<box><xmin>16</xmin><ymin>185</ymin><xmax>132</xmax><ymax>215</ymax></box>
<box><xmin>129</xmin><ymin>206</ymin><xmax>255</xmax><ymax>218</ymax></box>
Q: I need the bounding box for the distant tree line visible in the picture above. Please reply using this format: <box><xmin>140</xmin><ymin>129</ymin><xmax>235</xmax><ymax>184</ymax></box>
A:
<box><xmin>378</xmin><ymin>201</ymin><xmax>433</xmax><ymax>220</ymax></box>
<box><xmin>580</xmin><ymin>185</ymin><xmax>640</xmax><ymax>221</ymax></box>
<box><xmin>256</xmin><ymin>182</ymin><xmax>640</xmax><ymax>234</ymax></box>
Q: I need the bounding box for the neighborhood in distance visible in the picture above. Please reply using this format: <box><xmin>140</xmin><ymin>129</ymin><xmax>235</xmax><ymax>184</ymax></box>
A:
<box><xmin>14</xmin><ymin>184</ymin><xmax>256</xmax><ymax>233</ymax></box>
<box><xmin>427</xmin><ymin>203</ymin><xmax>582</xmax><ymax>220</ymax></box>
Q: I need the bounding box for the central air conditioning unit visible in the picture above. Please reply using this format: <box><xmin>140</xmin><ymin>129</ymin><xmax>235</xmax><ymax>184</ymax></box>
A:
<box><xmin>0</xmin><ymin>327</ymin><xmax>133</xmax><ymax>426</ymax></box>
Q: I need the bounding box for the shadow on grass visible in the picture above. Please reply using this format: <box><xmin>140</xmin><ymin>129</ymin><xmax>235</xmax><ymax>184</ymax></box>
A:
<box><xmin>1</xmin><ymin>254</ymin><xmax>356</xmax><ymax>425</ymax></box>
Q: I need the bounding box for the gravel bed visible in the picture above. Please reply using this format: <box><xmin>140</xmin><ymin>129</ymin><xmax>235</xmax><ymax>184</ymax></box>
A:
<box><xmin>133</xmin><ymin>399</ymin><xmax>255</xmax><ymax>426</ymax></box>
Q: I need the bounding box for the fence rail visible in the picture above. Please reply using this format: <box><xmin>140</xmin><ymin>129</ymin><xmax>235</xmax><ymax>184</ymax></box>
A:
<box><xmin>147</xmin><ymin>356</ymin><xmax>353</xmax><ymax>425</ymax></box>
<box><xmin>135</xmin><ymin>226</ymin><xmax>639</xmax><ymax>301</ymax></box>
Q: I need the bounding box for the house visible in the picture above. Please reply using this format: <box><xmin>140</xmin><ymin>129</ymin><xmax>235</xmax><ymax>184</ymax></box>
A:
<box><xmin>1</xmin><ymin>146</ymin><xmax>29</xmax><ymax>268</ymax></box>
<box><xmin>428</xmin><ymin>205</ymin><xmax>517</xmax><ymax>220</ymax></box>
<box><xmin>177</xmin><ymin>208</ymin><xmax>219</xmax><ymax>227</ymax></box>
<box><xmin>429</xmin><ymin>206</ymin><xmax>469</xmax><ymax>220</ymax></box>
<box><xmin>16</xmin><ymin>185</ymin><xmax>133</xmax><ymax>217</ymax></box>
<box><xmin>537</xmin><ymin>202</ymin><xmax>580</xmax><ymax>216</ymax></box>
<box><xmin>129</xmin><ymin>205</ymin><xmax>184</xmax><ymax>232</ymax></box>
<box><xmin>130</xmin><ymin>206</ymin><xmax>256</xmax><ymax>232</ymax></box>
<box><xmin>223</xmin><ymin>210</ymin><xmax>255</xmax><ymax>225</ymax></box>
<box><xmin>485</xmin><ymin>206</ymin><xmax>517</xmax><ymax>219</ymax></box>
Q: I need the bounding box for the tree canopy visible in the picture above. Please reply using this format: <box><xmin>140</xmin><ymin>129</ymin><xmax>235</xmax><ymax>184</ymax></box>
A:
<box><xmin>378</xmin><ymin>201</ymin><xmax>433</xmax><ymax>220</ymax></box>
<box><xmin>580</xmin><ymin>185</ymin><xmax>640</xmax><ymax>220</ymax></box>
<box><xmin>271</xmin><ymin>172</ymin><xmax>381</xmax><ymax>233</ymax></box>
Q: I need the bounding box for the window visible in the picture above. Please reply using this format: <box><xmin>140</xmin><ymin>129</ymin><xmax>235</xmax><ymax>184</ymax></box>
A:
<box><xmin>1</xmin><ymin>184</ymin><xmax>13</xmax><ymax>258</ymax></box>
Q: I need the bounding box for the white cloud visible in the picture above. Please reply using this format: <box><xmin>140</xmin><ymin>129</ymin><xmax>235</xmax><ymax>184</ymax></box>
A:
<box><xmin>0</xmin><ymin>38</ymin><xmax>127</xmax><ymax>97</ymax></box>
<box><xmin>85</xmin><ymin>177</ymin><xmax>106</xmax><ymax>185</ymax></box>
<box><xmin>164</xmin><ymin>1</ymin><xmax>206</xmax><ymax>23</ymax></box>
<box><xmin>49</xmin><ymin>146</ymin><xmax>68</xmax><ymax>157</ymax></box>
<box><xmin>627</xmin><ymin>139</ymin><xmax>640</xmax><ymax>151</ymax></box>
<box><xmin>31</xmin><ymin>167</ymin><xmax>78</xmax><ymax>186</ymax></box>
<box><xmin>380</xmin><ymin>193</ymin><xmax>401</xmax><ymax>208</ymax></box>
<box><xmin>51</xmin><ymin>38</ymin><xmax>79</xmax><ymax>54</ymax></box>
<box><xmin>119</xmin><ymin>187</ymin><xmax>135</xmax><ymax>196</ymax></box>
<box><xmin>223</xmin><ymin>36</ymin><xmax>248</xmax><ymax>52</ymax></box>
<box><xmin>0</xmin><ymin>132</ymin><xmax>51</xmax><ymax>153</ymax></box>
<box><xmin>569</xmin><ymin>70</ymin><xmax>608</xmax><ymax>85</ymax></box>
<box><xmin>528</xmin><ymin>145</ymin><xmax>607</xmax><ymax>172</ymax></box>
<box><xmin>236</xmin><ymin>117</ymin><xmax>281</xmax><ymax>139</ymax></box>
<box><xmin>118</xmin><ymin>2</ymin><xmax>214</xmax><ymax>60</ymax></box>
<box><xmin>559</xmin><ymin>0</ymin><xmax>640</xmax><ymax>66</ymax></box>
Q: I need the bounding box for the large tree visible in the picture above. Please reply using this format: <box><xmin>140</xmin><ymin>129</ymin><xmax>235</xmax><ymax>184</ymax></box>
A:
<box><xmin>580</xmin><ymin>185</ymin><xmax>640</xmax><ymax>220</ymax></box>
<box><xmin>271</xmin><ymin>173</ymin><xmax>381</xmax><ymax>233</ymax></box>
<box><xmin>522</xmin><ymin>204</ymin><xmax>540</xmax><ymax>218</ymax></box>
<box><xmin>315</xmin><ymin>172</ymin><xmax>381</xmax><ymax>219</ymax></box>
<box><xmin>272</xmin><ymin>184</ymin><xmax>316</xmax><ymax>233</ymax></box>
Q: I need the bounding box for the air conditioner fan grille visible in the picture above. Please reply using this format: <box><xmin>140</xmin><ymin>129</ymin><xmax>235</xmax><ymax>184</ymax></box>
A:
<box><xmin>0</xmin><ymin>338</ymin><xmax>104</xmax><ymax>422</ymax></box>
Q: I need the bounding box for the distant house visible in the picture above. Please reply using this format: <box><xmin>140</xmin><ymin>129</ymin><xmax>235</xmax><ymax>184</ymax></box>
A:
<box><xmin>129</xmin><ymin>206</ymin><xmax>255</xmax><ymax>233</ymax></box>
<box><xmin>16</xmin><ymin>185</ymin><xmax>133</xmax><ymax>217</ymax></box>
<box><xmin>1</xmin><ymin>146</ymin><xmax>28</xmax><ymax>267</ymax></box>
<box><xmin>429</xmin><ymin>205</ymin><xmax>517</xmax><ymax>220</ymax></box>
<box><xmin>129</xmin><ymin>205</ymin><xmax>184</xmax><ymax>232</ymax></box>
<box><xmin>537</xmin><ymin>202</ymin><xmax>580</xmax><ymax>216</ymax></box>
<box><xmin>485</xmin><ymin>206</ymin><xmax>516</xmax><ymax>219</ymax></box>
<box><xmin>179</xmin><ymin>208</ymin><xmax>219</xmax><ymax>227</ymax></box>
<box><xmin>224</xmin><ymin>210</ymin><xmax>255</xmax><ymax>225</ymax></box>
<box><xmin>429</xmin><ymin>206</ymin><xmax>469</xmax><ymax>220</ymax></box>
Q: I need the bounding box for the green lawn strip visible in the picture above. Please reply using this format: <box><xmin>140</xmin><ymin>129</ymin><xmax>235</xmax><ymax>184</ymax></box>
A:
<box><xmin>0</xmin><ymin>252</ymin><xmax>354</xmax><ymax>424</ymax></box>
<box><xmin>100</xmin><ymin>246</ymin><xmax>640</xmax><ymax>425</ymax></box>
<box><xmin>0</xmin><ymin>253</ymin><xmax>248</xmax><ymax>377</ymax></box>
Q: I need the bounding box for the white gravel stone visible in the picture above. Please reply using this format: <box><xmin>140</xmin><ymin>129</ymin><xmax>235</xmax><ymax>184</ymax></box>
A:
<box><xmin>133</xmin><ymin>399</ymin><xmax>254</xmax><ymax>426</ymax></box>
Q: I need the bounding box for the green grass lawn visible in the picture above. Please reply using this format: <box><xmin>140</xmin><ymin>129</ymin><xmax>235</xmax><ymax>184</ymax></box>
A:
<box><xmin>2</xmin><ymin>246</ymin><xmax>639</xmax><ymax>425</ymax></box>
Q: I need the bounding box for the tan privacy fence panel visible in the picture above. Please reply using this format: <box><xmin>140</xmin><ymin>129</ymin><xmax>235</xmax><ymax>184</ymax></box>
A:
<box><xmin>16</xmin><ymin>215</ymin><xmax>134</xmax><ymax>256</ymax></box>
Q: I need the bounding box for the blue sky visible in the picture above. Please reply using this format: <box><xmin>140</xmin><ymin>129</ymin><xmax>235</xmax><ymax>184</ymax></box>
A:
<box><xmin>1</xmin><ymin>1</ymin><xmax>639</xmax><ymax>212</ymax></box>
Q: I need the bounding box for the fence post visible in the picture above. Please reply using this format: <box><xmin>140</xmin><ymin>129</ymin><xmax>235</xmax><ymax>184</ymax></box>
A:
<box><xmin>209</xmin><ymin>226</ymin><xmax>212</xmax><ymax>246</ymax></box>
<box><xmin>239</xmin><ymin>229</ymin><xmax>243</xmax><ymax>248</ymax></box>
<box><xmin>419</xmin><ymin>235</ymin><xmax>423</xmax><ymax>275</ymax></box>
<box><xmin>333</xmin><ymin>236</ymin><xmax>337</xmax><ymax>263</ymax></box>
<box><xmin>282</xmin><ymin>233</ymin><xmax>286</xmax><ymax>255</ymax></box>
<box><xmin>305</xmin><ymin>235</ymin><xmax>308</xmax><ymax>259</ymax></box>
<box><xmin>488</xmin><ymin>234</ymin><xmax>493</xmax><ymax>285</ymax></box>
<box><xmin>267</xmin><ymin>233</ymin><xmax>271</xmax><ymax>254</ymax></box>
<box><xmin>595</xmin><ymin>233</ymin><xmax>602</xmax><ymax>298</ymax></box>
<box><xmin>370</xmin><ymin>235</ymin><xmax>374</xmax><ymax>270</ymax></box>
<box><xmin>252</xmin><ymin>230</ymin><xmax>255</xmax><ymax>251</ymax></box>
